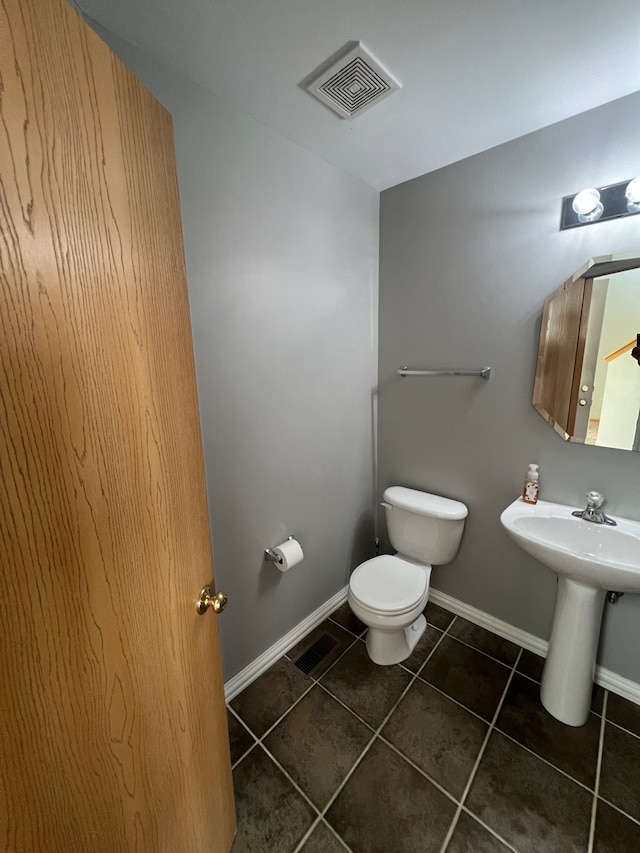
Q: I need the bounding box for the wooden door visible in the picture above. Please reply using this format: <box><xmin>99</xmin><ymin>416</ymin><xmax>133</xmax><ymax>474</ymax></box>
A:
<box><xmin>532</xmin><ymin>273</ymin><xmax>592</xmax><ymax>441</ymax></box>
<box><xmin>0</xmin><ymin>1</ymin><xmax>236</xmax><ymax>850</ymax></box>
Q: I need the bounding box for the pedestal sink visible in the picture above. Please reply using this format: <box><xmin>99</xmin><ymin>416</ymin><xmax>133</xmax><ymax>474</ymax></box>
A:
<box><xmin>500</xmin><ymin>497</ymin><xmax>640</xmax><ymax>726</ymax></box>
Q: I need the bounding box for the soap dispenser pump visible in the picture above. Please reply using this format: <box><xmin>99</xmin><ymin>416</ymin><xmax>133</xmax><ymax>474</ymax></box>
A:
<box><xmin>522</xmin><ymin>464</ymin><xmax>539</xmax><ymax>504</ymax></box>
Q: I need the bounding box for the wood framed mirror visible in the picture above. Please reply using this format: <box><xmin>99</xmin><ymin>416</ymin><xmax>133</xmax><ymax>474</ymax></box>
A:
<box><xmin>532</xmin><ymin>253</ymin><xmax>640</xmax><ymax>451</ymax></box>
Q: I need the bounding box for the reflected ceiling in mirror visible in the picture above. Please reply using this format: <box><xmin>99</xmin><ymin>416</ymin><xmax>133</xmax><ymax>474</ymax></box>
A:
<box><xmin>532</xmin><ymin>253</ymin><xmax>640</xmax><ymax>452</ymax></box>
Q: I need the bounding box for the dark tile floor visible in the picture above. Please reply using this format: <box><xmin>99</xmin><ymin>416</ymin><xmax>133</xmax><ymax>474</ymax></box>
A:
<box><xmin>227</xmin><ymin>600</ymin><xmax>640</xmax><ymax>853</ymax></box>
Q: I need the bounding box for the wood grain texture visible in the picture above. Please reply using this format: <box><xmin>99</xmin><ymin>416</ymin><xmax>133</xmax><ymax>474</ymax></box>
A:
<box><xmin>532</xmin><ymin>274</ymin><xmax>588</xmax><ymax>440</ymax></box>
<box><xmin>0</xmin><ymin>0</ymin><xmax>235</xmax><ymax>850</ymax></box>
<box><xmin>568</xmin><ymin>277</ymin><xmax>593</xmax><ymax>432</ymax></box>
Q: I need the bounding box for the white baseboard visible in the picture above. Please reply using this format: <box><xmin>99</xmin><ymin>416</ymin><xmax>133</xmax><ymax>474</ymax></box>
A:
<box><xmin>429</xmin><ymin>588</ymin><xmax>640</xmax><ymax>707</ymax></box>
<box><xmin>428</xmin><ymin>588</ymin><xmax>549</xmax><ymax>657</ymax></box>
<box><xmin>224</xmin><ymin>586</ymin><xmax>349</xmax><ymax>701</ymax></box>
<box><xmin>593</xmin><ymin>664</ymin><xmax>640</xmax><ymax>705</ymax></box>
<box><xmin>224</xmin><ymin>583</ymin><xmax>640</xmax><ymax>707</ymax></box>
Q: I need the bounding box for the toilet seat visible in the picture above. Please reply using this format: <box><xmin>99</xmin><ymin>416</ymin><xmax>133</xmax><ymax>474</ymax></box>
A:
<box><xmin>349</xmin><ymin>555</ymin><xmax>429</xmax><ymax>616</ymax></box>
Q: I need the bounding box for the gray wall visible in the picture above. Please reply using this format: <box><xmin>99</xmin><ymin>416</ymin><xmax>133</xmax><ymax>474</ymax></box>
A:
<box><xmin>95</xmin><ymin>29</ymin><xmax>379</xmax><ymax>679</ymax></box>
<box><xmin>379</xmin><ymin>91</ymin><xmax>640</xmax><ymax>683</ymax></box>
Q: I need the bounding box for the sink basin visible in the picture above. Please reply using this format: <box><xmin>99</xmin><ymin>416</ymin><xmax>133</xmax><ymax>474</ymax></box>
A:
<box><xmin>500</xmin><ymin>496</ymin><xmax>640</xmax><ymax>727</ymax></box>
<box><xmin>501</xmin><ymin>498</ymin><xmax>640</xmax><ymax>593</ymax></box>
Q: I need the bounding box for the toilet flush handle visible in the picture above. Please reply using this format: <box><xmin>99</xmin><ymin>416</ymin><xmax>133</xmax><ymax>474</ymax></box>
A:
<box><xmin>380</xmin><ymin>501</ymin><xmax>393</xmax><ymax>510</ymax></box>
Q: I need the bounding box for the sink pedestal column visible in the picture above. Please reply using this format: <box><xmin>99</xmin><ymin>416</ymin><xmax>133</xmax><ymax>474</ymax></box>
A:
<box><xmin>540</xmin><ymin>577</ymin><xmax>606</xmax><ymax>727</ymax></box>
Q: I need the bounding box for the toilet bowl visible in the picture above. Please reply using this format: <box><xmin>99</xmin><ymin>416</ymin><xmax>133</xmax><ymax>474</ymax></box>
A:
<box><xmin>349</xmin><ymin>554</ymin><xmax>431</xmax><ymax>665</ymax></box>
<box><xmin>348</xmin><ymin>486</ymin><xmax>467</xmax><ymax>665</ymax></box>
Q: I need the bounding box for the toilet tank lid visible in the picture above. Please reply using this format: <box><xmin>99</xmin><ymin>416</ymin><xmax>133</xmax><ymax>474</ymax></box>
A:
<box><xmin>383</xmin><ymin>486</ymin><xmax>468</xmax><ymax>520</ymax></box>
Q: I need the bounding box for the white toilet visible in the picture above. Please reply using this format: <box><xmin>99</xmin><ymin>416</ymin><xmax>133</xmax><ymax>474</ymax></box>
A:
<box><xmin>348</xmin><ymin>486</ymin><xmax>468</xmax><ymax>665</ymax></box>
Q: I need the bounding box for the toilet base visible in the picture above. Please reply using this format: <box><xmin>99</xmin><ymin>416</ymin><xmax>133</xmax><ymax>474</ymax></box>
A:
<box><xmin>366</xmin><ymin>614</ymin><xmax>427</xmax><ymax>666</ymax></box>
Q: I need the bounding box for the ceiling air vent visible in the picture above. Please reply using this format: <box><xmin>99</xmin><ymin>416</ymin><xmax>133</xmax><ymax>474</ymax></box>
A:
<box><xmin>306</xmin><ymin>43</ymin><xmax>400</xmax><ymax>119</ymax></box>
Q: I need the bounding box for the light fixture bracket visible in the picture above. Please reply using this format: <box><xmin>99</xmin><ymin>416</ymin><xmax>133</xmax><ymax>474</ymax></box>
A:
<box><xmin>560</xmin><ymin>178</ymin><xmax>640</xmax><ymax>230</ymax></box>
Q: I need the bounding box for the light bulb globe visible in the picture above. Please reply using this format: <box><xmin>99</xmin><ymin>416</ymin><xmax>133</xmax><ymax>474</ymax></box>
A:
<box><xmin>572</xmin><ymin>188</ymin><xmax>603</xmax><ymax>222</ymax></box>
<box><xmin>626</xmin><ymin>176</ymin><xmax>640</xmax><ymax>213</ymax></box>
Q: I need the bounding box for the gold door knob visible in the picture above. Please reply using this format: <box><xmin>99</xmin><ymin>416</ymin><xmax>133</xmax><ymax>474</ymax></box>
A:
<box><xmin>197</xmin><ymin>586</ymin><xmax>228</xmax><ymax>615</ymax></box>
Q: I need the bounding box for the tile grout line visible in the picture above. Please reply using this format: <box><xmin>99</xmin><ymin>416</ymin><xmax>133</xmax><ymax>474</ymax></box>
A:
<box><xmin>284</xmin><ymin>610</ymin><xmax>364</xmax><ymax>676</ymax></box>
<box><xmin>410</xmin><ymin>627</ymin><xmax>602</xmax><ymax>796</ymax></box>
<box><xmin>598</xmin><ymin>795</ymin><xmax>640</xmax><ymax>827</ymax></box>
<box><xmin>442</xmin><ymin>626</ymin><xmax>524</xmax><ymax>672</ymax></box>
<box><xmin>259</xmin><ymin>743</ymin><xmax>322</xmax><ymax>828</ymax></box>
<box><xmin>236</xmin><ymin>623</ymin><xmax>365</xmax><ymax>747</ymax></box>
<box><xmin>315</xmin><ymin>653</ymin><xmax>507</xmax><ymax>810</ymax></box>
<box><xmin>413</xmin><ymin>669</ymin><xmax>509</xmax><ymax>727</ymax></box>
<box><xmin>515</xmin><ymin>669</ymin><xmax>608</xmax><ymax>722</ymax></box>
<box><xmin>457</xmin><ymin>805</ymin><xmax>520</xmax><ymax>853</ymax></box>
<box><xmin>256</xmin><ymin>742</ymin><xmax>326</xmax><ymax>839</ymax></box>
<box><xmin>288</xmin><ymin>817</ymin><xmax>323</xmax><ymax>853</ymax></box>
<box><xmin>250</xmin><ymin>677</ymin><xmax>317</xmax><ymax>741</ymax></box>
<box><xmin>280</xmin><ymin>672</ymin><xmax>638</xmax><ymax>853</ymax></box>
<box><xmin>348</xmin><ymin>618</ymin><xmax>640</xmax><ymax>746</ymax></box>
<box><xmin>327</xmin><ymin>613</ymin><xmax>367</xmax><ymax>642</ymax></box>
<box><xmin>230</xmin><ymin>612</ymin><xmax>376</xmax><ymax>853</ymax></box>
<box><xmin>226</xmin><ymin>704</ymin><xmax>259</xmax><ymax>769</ymax></box>
<box><xmin>314</xmin><ymin>621</ymin><xmax>369</xmax><ymax>680</ymax></box>
<box><xmin>376</xmin><ymin>734</ymin><xmax>459</xmax><ymax>806</ymax></box>
<box><xmin>231</xmin><ymin>745</ymin><xmax>254</xmax><ymax>772</ymax></box>
<box><xmin>428</xmin><ymin>651</ymin><xmax>605</xmax><ymax>797</ymax></box>
<box><xmin>303</xmin><ymin>626</ymin><xmax>453</xmax><ymax>846</ymax></box>
<box><xmin>605</xmin><ymin>715</ymin><xmax>640</xmax><ymax>741</ymax></box>
<box><xmin>228</xmin><ymin>664</ymin><xmax>335</xmax><ymax>811</ymax></box>
<box><xmin>411</xmin><ymin>614</ymin><xmax>456</xmax><ymax>678</ymax></box>
<box><xmin>315</xmin><ymin>681</ymin><xmax>377</xmax><ymax>733</ymax></box>
<box><xmin>301</xmin><ymin>614</ymin><xmax>468</xmax><ymax>853</ymax></box>
<box><xmin>370</xmin><ymin>669</ymin><xmax>577</xmax><ymax>849</ymax></box>
<box><xmin>327</xmin><ymin>612</ymin><xmax>363</xmax><ymax>630</ymax></box>
<box><xmin>274</xmin><ymin>608</ymin><xmax>517</xmax><ymax>850</ymax></box>
<box><xmin>257</xmin><ymin>742</ymin><xmax>322</xmax><ymax>816</ymax></box>
<box><xmin>315</xmin><ymin>610</ymin><xmax>451</xmax><ymax>730</ymax></box>
<box><xmin>492</xmin><ymin>728</ymin><xmax>598</xmax><ymax>796</ymax></box>
<box><xmin>229</xmin><ymin>605</ymin><xmax>640</xmax><ymax>852</ymax></box>
<box><xmin>447</xmin><ymin>666</ymin><xmax>610</xmax><ymax>850</ymax></box>
<box><xmin>231</xmin><ymin>734</ymin><xmax>327</xmax><ymax>849</ymax></box>
<box><xmin>327</xmin><ymin>599</ymin><xmax>367</xmax><ymax>639</ymax></box>
<box><xmin>321</xmin><ymin>817</ymin><xmax>356</xmax><ymax>853</ymax></box>
<box><xmin>291</xmin><ymin>815</ymin><xmax>356</xmax><ymax>853</ymax></box>
<box><xmin>333</xmin><ymin>654</ymin><xmax>605</xmax><ymax>800</ymax></box>
<box><xmin>588</xmin><ymin>690</ymin><xmax>608</xmax><ymax>853</ymax></box>
<box><xmin>229</xmin><ymin>607</ymin><xmax>420</xmax><ymax>853</ymax></box>
<box><xmin>516</xmin><ymin>672</ymin><xmax>640</xmax><ymax>741</ymax></box>
<box><xmin>438</xmin><ymin>647</ymin><xmax>524</xmax><ymax>853</ymax></box>
<box><xmin>313</xmin><ymin>621</ymin><xmax>468</xmax><ymax>734</ymax></box>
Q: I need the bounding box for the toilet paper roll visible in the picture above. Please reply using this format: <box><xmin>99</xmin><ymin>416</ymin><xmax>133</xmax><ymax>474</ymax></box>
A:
<box><xmin>273</xmin><ymin>538</ymin><xmax>304</xmax><ymax>573</ymax></box>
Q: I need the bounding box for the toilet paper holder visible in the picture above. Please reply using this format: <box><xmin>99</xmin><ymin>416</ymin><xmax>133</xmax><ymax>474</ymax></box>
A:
<box><xmin>265</xmin><ymin>536</ymin><xmax>295</xmax><ymax>564</ymax></box>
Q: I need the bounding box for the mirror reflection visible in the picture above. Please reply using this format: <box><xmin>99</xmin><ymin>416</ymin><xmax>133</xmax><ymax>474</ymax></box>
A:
<box><xmin>533</xmin><ymin>253</ymin><xmax>640</xmax><ymax>452</ymax></box>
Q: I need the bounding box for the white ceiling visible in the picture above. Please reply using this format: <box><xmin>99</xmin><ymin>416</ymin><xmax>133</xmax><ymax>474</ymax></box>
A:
<box><xmin>76</xmin><ymin>0</ymin><xmax>640</xmax><ymax>190</ymax></box>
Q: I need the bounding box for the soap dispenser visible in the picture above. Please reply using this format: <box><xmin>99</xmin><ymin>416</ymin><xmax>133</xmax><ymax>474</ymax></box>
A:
<box><xmin>522</xmin><ymin>464</ymin><xmax>539</xmax><ymax>504</ymax></box>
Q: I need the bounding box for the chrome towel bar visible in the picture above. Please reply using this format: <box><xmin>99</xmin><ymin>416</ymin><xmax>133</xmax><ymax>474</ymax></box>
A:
<box><xmin>397</xmin><ymin>366</ymin><xmax>491</xmax><ymax>379</ymax></box>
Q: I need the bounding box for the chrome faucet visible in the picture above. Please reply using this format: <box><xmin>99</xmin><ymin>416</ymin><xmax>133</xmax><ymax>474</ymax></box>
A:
<box><xmin>571</xmin><ymin>491</ymin><xmax>617</xmax><ymax>526</ymax></box>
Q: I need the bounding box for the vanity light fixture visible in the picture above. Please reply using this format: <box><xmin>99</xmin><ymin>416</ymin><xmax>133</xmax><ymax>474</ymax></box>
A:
<box><xmin>560</xmin><ymin>176</ymin><xmax>640</xmax><ymax>229</ymax></box>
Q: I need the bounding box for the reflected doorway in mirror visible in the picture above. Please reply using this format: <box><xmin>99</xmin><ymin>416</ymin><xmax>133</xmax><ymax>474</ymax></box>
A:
<box><xmin>532</xmin><ymin>253</ymin><xmax>640</xmax><ymax>452</ymax></box>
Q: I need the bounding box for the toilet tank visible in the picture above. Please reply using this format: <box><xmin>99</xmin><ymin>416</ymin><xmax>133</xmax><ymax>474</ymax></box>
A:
<box><xmin>383</xmin><ymin>486</ymin><xmax>468</xmax><ymax>565</ymax></box>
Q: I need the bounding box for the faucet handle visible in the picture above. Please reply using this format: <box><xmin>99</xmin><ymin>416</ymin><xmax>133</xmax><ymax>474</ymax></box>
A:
<box><xmin>585</xmin><ymin>491</ymin><xmax>604</xmax><ymax>509</ymax></box>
